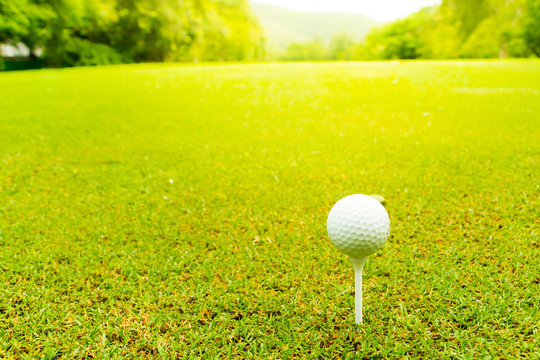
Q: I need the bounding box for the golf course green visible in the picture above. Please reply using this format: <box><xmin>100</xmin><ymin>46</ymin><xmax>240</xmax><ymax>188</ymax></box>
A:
<box><xmin>0</xmin><ymin>61</ymin><xmax>538</xmax><ymax>358</ymax></box>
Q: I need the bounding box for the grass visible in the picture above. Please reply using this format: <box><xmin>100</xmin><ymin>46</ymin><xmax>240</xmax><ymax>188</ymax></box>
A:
<box><xmin>0</xmin><ymin>60</ymin><xmax>538</xmax><ymax>359</ymax></box>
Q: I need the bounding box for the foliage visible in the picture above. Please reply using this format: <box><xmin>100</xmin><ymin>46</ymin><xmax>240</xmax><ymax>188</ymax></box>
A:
<box><xmin>0</xmin><ymin>0</ymin><xmax>55</xmax><ymax>57</ymax></box>
<box><xmin>421</xmin><ymin>22</ymin><xmax>461</xmax><ymax>59</ymax></box>
<box><xmin>280</xmin><ymin>0</ymin><xmax>538</xmax><ymax>60</ymax></box>
<box><xmin>0</xmin><ymin>0</ymin><xmax>263</xmax><ymax>67</ymax></box>
<box><xmin>99</xmin><ymin>0</ymin><xmax>193</xmax><ymax>62</ymax></box>
<box><xmin>358</xmin><ymin>0</ymin><xmax>535</xmax><ymax>60</ymax></box>
<box><xmin>2</xmin><ymin>0</ymin><xmax>537</xmax><ymax>64</ymax></box>
<box><xmin>0</xmin><ymin>61</ymin><xmax>539</xmax><ymax>357</ymax></box>
<box><xmin>188</xmin><ymin>0</ymin><xmax>264</xmax><ymax>61</ymax></box>
<box><xmin>62</xmin><ymin>38</ymin><xmax>125</xmax><ymax>66</ymax></box>
<box><xmin>460</xmin><ymin>18</ymin><xmax>501</xmax><ymax>58</ymax></box>
<box><xmin>281</xmin><ymin>34</ymin><xmax>362</xmax><ymax>61</ymax></box>
<box><xmin>41</xmin><ymin>0</ymin><xmax>95</xmax><ymax>67</ymax></box>
<box><xmin>326</xmin><ymin>33</ymin><xmax>356</xmax><ymax>60</ymax></box>
<box><xmin>282</xmin><ymin>39</ymin><xmax>326</xmax><ymax>61</ymax></box>
<box><xmin>357</xmin><ymin>8</ymin><xmax>436</xmax><ymax>60</ymax></box>
<box><xmin>523</xmin><ymin>0</ymin><xmax>540</xmax><ymax>56</ymax></box>
<box><xmin>441</xmin><ymin>0</ymin><xmax>492</xmax><ymax>38</ymax></box>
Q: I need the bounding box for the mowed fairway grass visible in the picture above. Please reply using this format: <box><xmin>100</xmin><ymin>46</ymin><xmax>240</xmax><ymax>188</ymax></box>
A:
<box><xmin>0</xmin><ymin>61</ymin><xmax>538</xmax><ymax>359</ymax></box>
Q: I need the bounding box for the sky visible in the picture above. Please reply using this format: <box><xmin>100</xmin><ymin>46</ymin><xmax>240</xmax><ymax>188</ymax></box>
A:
<box><xmin>251</xmin><ymin>0</ymin><xmax>441</xmax><ymax>22</ymax></box>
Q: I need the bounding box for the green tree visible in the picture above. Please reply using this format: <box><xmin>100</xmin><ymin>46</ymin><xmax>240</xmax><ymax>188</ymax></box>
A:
<box><xmin>42</xmin><ymin>0</ymin><xmax>87</xmax><ymax>66</ymax></box>
<box><xmin>460</xmin><ymin>18</ymin><xmax>500</xmax><ymax>57</ymax></box>
<box><xmin>421</xmin><ymin>22</ymin><xmax>460</xmax><ymax>58</ymax></box>
<box><xmin>0</xmin><ymin>0</ymin><xmax>55</xmax><ymax>58</ymax></box>
<box><xmin>1</xmin><ymin>0</ymin><xmax>263</xmax><ymax>66</ymax></box>
<box><xmin>356</xmin><ymin>0</ymin><xmax>531</xmax><ymax>60</ymax></box>
<box><xmin>523</xmin><ymin>0</ymin><xmax>540</xmax><ymax>56</ymax></box>
<box><xmin>359</xmin><ymin>7</ymin><xmax>436</xmax><ymax>60</ymax></box>
<box><xmin>282</xmin><ymin>39</ymin><xmax>325</xmax><ymax>61</ymax></box>
<box><xmin>189</xmin><ymin>0</ymin><xmax>263</xmax><ymax>61</ymax></box>
<box><xmin>326</xmin><ymin>33</ymin><xmax>355</xmax><ymax>60</ymax></box>
<box><xmin>441</xmin><ymin>0</ymin><xmax>492</xmax><ymax>38</ymax></box>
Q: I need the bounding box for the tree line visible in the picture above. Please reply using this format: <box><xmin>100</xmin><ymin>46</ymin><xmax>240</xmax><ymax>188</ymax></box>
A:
<box><xmin>0</xmin><ymin>0</ymin><xmax>264</xmax><ymax>67</ymax></box>
<box><xmin>1</xmin><ymin>0</ymin><xmax>539</xmax><ymax>68</ymax></box>
<box><xmin>282</xmin><ymin>0</ymin><xmax>540</xmax><ymax>60</ymax></box>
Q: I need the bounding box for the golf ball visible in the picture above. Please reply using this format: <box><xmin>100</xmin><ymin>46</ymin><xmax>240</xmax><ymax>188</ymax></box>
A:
<box><xmin>327</xmin><ymin>194</ymin><xmax>391</xmax><ymax>259</ymax></box>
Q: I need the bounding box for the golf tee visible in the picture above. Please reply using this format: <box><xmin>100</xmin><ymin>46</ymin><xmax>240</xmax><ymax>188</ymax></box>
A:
<box><xmin>350</xmin><ymin>257</ymin><xmax>368</xmax><ymax>324</ymax></box>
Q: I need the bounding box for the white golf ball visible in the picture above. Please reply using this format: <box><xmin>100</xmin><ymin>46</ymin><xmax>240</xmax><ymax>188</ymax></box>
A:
<box><xmin>327</xmin><ymin>194</ymin><xmax>391</xmax><ymax>259</ymax></box>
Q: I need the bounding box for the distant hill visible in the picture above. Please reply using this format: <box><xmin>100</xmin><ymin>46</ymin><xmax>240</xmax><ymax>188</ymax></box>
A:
<box><xmin>250</xmin><ymin>2</ymin><xmax>380</xmax><ymax>51</ymax></box>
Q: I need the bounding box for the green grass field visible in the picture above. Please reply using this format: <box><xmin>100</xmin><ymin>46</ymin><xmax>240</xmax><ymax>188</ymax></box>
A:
<box><xmin>0</xmin><ymin>61</ymin><xmax>539</xmax><ymax>359</ymax></box>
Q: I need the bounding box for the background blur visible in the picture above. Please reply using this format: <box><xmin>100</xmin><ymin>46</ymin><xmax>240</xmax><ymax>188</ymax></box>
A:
<box><xmin>0</xmin><ymin>0</ymin><xmax>539</xmax><ymax>68</ymax></box>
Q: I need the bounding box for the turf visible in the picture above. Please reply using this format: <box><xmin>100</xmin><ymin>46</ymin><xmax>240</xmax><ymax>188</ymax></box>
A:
<box><xmin>0</xmin><ymin>61</ymin><xmax>538</xmax><ymax>359</ymax></box>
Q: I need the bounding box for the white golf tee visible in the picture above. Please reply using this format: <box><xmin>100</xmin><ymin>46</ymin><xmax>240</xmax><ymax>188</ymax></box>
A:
<box><xmin>350</xmin><ymin>257</ymin><xmax>368</xmax><ymax>324</ymax></box>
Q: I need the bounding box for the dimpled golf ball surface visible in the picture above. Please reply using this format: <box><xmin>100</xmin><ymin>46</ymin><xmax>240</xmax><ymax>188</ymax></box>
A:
<box><xmin>327</xmin><ymin>195</ymin><xmax>391</xmax><ymax>259</ymax></box>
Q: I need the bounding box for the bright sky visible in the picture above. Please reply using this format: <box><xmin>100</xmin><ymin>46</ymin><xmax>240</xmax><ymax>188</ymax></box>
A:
<box><xmin>252</xmin><ymin>0</ymin><xmax>441</xmax><ymax>22</ymax></box>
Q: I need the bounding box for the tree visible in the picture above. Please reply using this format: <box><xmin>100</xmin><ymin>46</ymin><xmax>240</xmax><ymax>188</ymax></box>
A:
<box><xmin>421</xmin><ymin>22</ymin><xmax>460</xmax><ymax>59</ymax></box>
<box><xmin>326</xmin><ymin>33</ymin><xmax>355</xmax><ymax>60</ymax></box>
<box><xmin>356</xmin><ymin>0</ymin><xmax>531</xmax><ymax>60</ymax></box>
<box><xmin>188</xmin><ymin>0</ymin><xmax>263</xmax><ymax>61</ymax></box>
<box><xmin>441</xmin><ymin>0</ymin><xmax>492</xmax><ymax>38</ymax></box>
<box><xmin>0</xmin><ymin>0</ymin><xmax>55</xmax><ymax>58</ymax></box>
<box><xmin>359</xmin><ymin>7</ymin><xmax>436</xmax><ymax>60</ymax></box>
<box><xmin>42</xmin><ymin>0</ymin><xmax>87</xmax><ymax>66</ymax></box>
<box><xmin>1</xmin><ymin>0</ymin><xmax>263</xmax><ymax>66</ymax></box>
<box><xmin>281</xmin><ymin>39</ymin><xmax>326</xmax><ymax>61</ymax></box>
<box><xmin>523</xmin><ymin>0</ymin><xmax>540</xmax><ymax>56</ymax></box>
<box><xmin>460</xmin><ymin>18</ymin><xmax>500</xmax><ymax>58</ymax></box>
